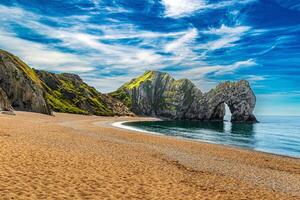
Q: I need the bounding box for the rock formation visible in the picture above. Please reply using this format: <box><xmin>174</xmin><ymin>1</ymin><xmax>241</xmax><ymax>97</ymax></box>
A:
<box><xmin>35</xmin><ymin>70</ymin><xmax>132</xmax><ymax>116</ymax></box>
<box><xmin>0</xmin><ymin>49</ymin><xmax>258</xmax><ymax>122</ymax></box>
<box><xmin>0</xmin><ymin>50</ymin><xmax>52</xmax><ymax>115</ymax></box>
<box><xmin>111</xmin><ymin>71</ymin><xmax>258</xmax><ymax>123</ymax></box>
<box><xmin>0</xmin><ymin>87</ymin><xmax>12</xmax><ymax>112</ymax></box>
<box><xmin>0</xmin><ymin>49</ymin><xmax>132</xmax><ymax>116</ymax></box>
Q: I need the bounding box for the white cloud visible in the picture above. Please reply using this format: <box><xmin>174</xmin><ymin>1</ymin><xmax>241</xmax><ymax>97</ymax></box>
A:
<box><xmin>0</xmin><ymin>31</ymin><xmax>94</xmax><ymax>73</ymax></box>
<box><xmin>0</xmin><ymin>3</ymin><xmax>259</xmax><ymax>93</ymax></box>
<box><xmin>204</xmin><ymin>24</ymin><xmax>250</xmax><ymax>35</ymax></box>
<box><xmin>82</xmin><ymin>76</ymin><xmax>131</xmax><ymax>93</ymax></box>
<box><xmin>246</xmin><ymin>75</ymin><xmax>267</xmax><ymax>82</ymax></box>
<box><xmin>205</xmin><ymin>37</ymin><xmax>239</xmax><ymax>50</ymax></box>
<box><xmin>214</xmin><ymin>59</ymin><xmax>257</xmax><ymax>75</ymax></box>
<box><xmin>200</xmin><ymin>25</ymin><xmax>251</xmax><ymax>51</ymax></box>
<box><xmin>0</xmin><ymin>5</ymin><xmax>169</xmax><ymax>74</ymax></box>
<box><xmin>163</xmin><ymin>28</ymin><xmax>200</xmax><ymax>68</ymax></box>
<box><xmin>176</xmin><ymin>59</ymin><xmax>257</xmax><ymax>79</ymax></box>
<box><xmin>162</xmin><ymin>0</ymin><xmax>257</xmax><ymax>18</ymax></box>
<box><xmin>275</xmin><ymin>0</ymin><xmax>300</xmax><ymax>11</ymax></box>
<box><xmin>165</xmin><ymin>28</ymin><xmax>198</xmax><ymax>52</ymax></box>
<box><xmin>162</xmin><ymin>0</ymin><xmax>206</xmax><ymax>18</ymax></box>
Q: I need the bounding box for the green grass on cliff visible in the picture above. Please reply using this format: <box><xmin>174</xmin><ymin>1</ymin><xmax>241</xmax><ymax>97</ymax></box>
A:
<box><xmin>110</xmin><ymin>71</ymin><xmax>156</xmax><ymax>108</ymax></box>
<box><xmin>110</xmin><ymin>88</ymin><xmax>132</xmax><ymax>107</ymax></box>
<box><xmin>124</xmin><ymin>71</ymin><xmax>154</xmax><ymax>89</ymax></box>
<box><xmin>0</xmin><ymin>49</ymin><xmax>121</xmax><ymax>116</ymax></box>
<box><xmin>46</xmin><ymin>93</ymin><xmax>88</xmax><ymax>115</ymax></box>
<box><xmin>1</xmin><ymin>50</ymin><xmax>41</xmax><ymax>85</ymax></box>
<box><xmin>40</xmin><ymin>74</ymin><xmax>114</xmax><ymax>116</ymax></box>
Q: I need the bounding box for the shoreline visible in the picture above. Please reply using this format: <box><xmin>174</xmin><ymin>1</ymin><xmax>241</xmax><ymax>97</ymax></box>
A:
<box><xmin>112</xmin><ymin>120</ymin><xmax>163</xmax><ymax>136</ymax></box>
<box><xmin>0</xmin><ymin>112</ymin><xmax>299</xmax><ymax>199</ymax></box>
<box><xmin>113</xmin><ymin>120</ymin><xmax>300</xmax><ymax>160</ymax></box>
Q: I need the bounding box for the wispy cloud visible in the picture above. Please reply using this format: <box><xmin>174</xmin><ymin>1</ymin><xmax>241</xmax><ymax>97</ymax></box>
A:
<box><xmin>0</xmin><ymin>30</ymin><xmax>94</xmax><ymax>73</ymax></box>
<box><xmin>178</xmin><ymin>59</ymin><xmax>257</xmax><ymax>77</ymax></box>
<box><xmin>165</xmin><ymin>28</ymin><xmax>198</xmax><ymax>52</ymax></box>
<box><xmin>245</xmin><ymin>75</ymin><xmax>267</xmax><ymax>82</ymax></box>
<box><xmin>161</xmin><ymin>0</ymin><xmax>257</xmax><ymax>18</ymax></box>
<box><xmin>213</xmin><ymin>59</ymin><xmax>257</xmax><ymax>75</ymax></box>
<box><xmin>200</xmin><ymin>25</ymin><xmax>251</xmax><ymax>51</ymax></box>
<box><xmin>275</xmin><ymin>0</ymin><xmax>300</xmax><ymax>11</ymax></box>
<box><xmin>0</xmin><ymin>0</ymin><xmax>299</xmax><ymax>115</ymax></box>
<box><xmin>0</xmin><ymin>5</ymin><xmax>169</xmax><ymax>73</ymax></box>
<box><xmin>162</xmin><ymin>0</ymin><xmax>206</xmax><ymax>18</ymax></box>
<box><xmin>0</xmin><ymin>2</ymin><xmax>261</xmax><ymax>92</ymax></box>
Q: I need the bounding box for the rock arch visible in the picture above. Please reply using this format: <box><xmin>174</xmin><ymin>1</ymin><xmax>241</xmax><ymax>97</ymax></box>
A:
<box><xmin>204</xmin><ymin>80</ymin><xmax>258</xmax><ymax>123</ymax></box>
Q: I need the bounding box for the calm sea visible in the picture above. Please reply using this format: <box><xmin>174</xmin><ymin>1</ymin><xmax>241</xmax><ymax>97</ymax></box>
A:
<box><xmin>123</xmin><ymin>116</ymin><xmax>300</xmax><ymax>158</ymax></box>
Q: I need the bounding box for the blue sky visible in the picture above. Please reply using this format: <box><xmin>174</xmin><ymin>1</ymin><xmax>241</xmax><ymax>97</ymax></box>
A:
<box><xmin>0</xmin><ymin>0</ymin><xmax>299</xmax><ymax>115</ymax></box>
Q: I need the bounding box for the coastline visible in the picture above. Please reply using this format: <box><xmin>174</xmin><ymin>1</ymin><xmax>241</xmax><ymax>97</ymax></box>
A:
<box><xmin>0</xmin><ymin>112</ymin><xmax>299</xmax><ymax>199</ymax></box>
<box><xmin>112</xmin><ymin>120</ymin><xmax>163</xmax><ymax>136</ymax></box>
<box><xmin>113</xmin><ymin>120</ymin><xmax>300</xmax><ymax>160</ymax></box>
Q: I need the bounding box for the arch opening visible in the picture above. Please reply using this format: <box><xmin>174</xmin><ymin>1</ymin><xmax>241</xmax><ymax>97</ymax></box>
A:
<box><xmin>224</xmin><ymin>103</ymin><xmax>232</xmax><ymax>121</ymax></box>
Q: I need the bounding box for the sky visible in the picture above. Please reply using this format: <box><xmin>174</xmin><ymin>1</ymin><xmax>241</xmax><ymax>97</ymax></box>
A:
<box><xmin>0</xmin><ymin>0</ymin><xmax>299</xmax><ymax>116</ymax></box>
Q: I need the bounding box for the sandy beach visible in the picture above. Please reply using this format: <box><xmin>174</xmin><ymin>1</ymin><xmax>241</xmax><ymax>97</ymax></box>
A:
<box><xmin>0</xmin><ymin>112</ymin><xmax>299</xmax><ymax>199</ymax></box>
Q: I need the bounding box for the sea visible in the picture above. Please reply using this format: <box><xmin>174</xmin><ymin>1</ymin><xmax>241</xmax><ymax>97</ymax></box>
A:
<box><xmin>122</xmin><ymin>116</ymin><xmax>300</xmax><ymax>158</ymax></box>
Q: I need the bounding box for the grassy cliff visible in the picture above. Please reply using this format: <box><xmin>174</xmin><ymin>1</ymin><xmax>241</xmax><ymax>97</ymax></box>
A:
<box><xmin>110</xmin><ymin>71</ymin><xmax>156</xmax><ymax>107</ymax></box>
<box><xmin>110</xmin><ymin>70</ymin><xmax>202</xmax><ymax>118</ymax></box>
<box><xmin>36</xmin><ymin>70</ymin><xmax>121</xmax><ymax>116</ymax></box>
<box><xmin>0</xmin><ymin>49</ymin><xmax>132</xmax><ymax>116</ymax></box>
<box><xmin>0</xmin><ymin>50</ymin><xmax>42</xmax><ymax>85</ymax></box>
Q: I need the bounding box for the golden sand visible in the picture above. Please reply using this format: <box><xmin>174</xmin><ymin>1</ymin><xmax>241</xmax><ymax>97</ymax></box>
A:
<box><xmin>0</xmin><ymin>112</ymin><xmax>299</xmax><ymax>199</ymax></box>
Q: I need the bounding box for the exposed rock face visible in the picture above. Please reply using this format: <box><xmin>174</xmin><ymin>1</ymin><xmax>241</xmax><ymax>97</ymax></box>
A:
<box><xmin>0</xmin><ymin>87</ymin><xmax>12</xmax><ymax>112</ymax></box>
<box><xmin>0</xmin><ymin>49</ymin><xmax>257</xmax><ymax>121</ymax></box>
<box><xmin>111</xmin><ymin>71</ymin><xmax>258</xmax><ymax>122</ymax></box>
<box><xmin>0</xmin><ymin>50</ymin><xmax>52</xmax><ymax>115</ymax></box>
<box><xmin>36</xmin><ymin>70</ymin><xmax>133</xmax><ymax>116</ymax></box>
<box><xmin>0</xmin><ymin>49</ymin><xmax>132</xmax><ymax>116</ymax></box>
<box><xmin>188</xmin><ymin>81</ymin><xmax>257</xmax><ymax>122</ymax></box>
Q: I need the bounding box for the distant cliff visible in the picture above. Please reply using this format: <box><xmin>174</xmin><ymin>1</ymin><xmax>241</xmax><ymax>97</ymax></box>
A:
<box><xmin>0</xmin><ymin>49</ymin><xmax>132</xmax><ymax>116</ymax></box>
<box><xmin>111</xmin><ymin>71</ymin><xmax>257</xmax><ymax>122</ymax></box>
<box><xmin>0</xmin><ymin>49</ymin><xmax>257</xmax><ymax>122</ymax></box>
<box><xmin>35</xmin><ymin>70</ymin><xmax>132</xmax><ymax>116</ymax></box>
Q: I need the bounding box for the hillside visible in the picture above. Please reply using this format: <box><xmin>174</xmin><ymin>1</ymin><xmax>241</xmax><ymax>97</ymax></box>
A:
<box><xmin>0</xmin><ymin>49</ymin><xmax>257</xmax><ymax>122</ymax></box>
<box><xmin>0</xmin><ymin>49</ymin><xmax>132</xmax><ymax>116</ymax></box>
<box><xmin>0</xmin><ymin>50</ymin><xmax>51</xmax><ymax>115</ymax></box>
<box><xmin>36</xmin><ymin>70</ymin><xmax>132</xmax><ymax>116</ymax></box>
<box><xmin>111</xmin><ymin>71</ymin><xmax>257</xmax><ymax>122</ymax></box>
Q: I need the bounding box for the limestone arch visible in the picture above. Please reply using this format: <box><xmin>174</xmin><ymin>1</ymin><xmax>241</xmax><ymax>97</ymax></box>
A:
<box><xmin>206</xmin><ymin>80</ymin><xmax>258</xmax><ymax>123</ymax></box>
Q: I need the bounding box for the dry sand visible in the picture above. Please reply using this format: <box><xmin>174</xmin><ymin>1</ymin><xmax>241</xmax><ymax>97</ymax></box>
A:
<box><xmin>0</xmin><ymin>111</ymin><xmax>299</xmax><ymax>200</ymax></box>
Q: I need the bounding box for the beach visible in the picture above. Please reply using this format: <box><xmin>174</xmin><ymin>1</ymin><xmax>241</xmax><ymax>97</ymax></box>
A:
<box><xmin>0</xmin><ymin>112</ymin><xmax>299</xmax><ymax>199</ymax></box>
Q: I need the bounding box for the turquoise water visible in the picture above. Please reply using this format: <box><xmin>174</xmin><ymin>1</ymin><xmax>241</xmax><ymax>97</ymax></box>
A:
<box><xmin>123</xmin><ymin>116</ymin><xmax>300</xmax><ymax>158</ymax></box>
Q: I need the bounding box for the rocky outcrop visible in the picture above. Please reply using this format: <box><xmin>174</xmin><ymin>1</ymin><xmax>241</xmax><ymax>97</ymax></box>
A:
<box><xmin>111</xmin><ymin>71</ymin><xmax>258</xmax><ymax>123</ymax></box>
<box><xmin>0</xmin><ymin>49</ymin><xmax>257</xmax><ymax>121</ymax></box>
<box><xmin>0</xmin><ymin>87</ymin><xmax>13</xmax><ymax>112</ymax></box>
<box><xmin>0</xmin><ymin>49</ymin><xmax>132</xmax><ymax>116</ymax></box>
<box><xmin>0</xmin><ymin>50</ymin><xmax>52</xmax><ymax>115</ymax></box>
<box><xmin>35</xmin><ymin>70</ymin><xmax>133</xmax><ymax>116</ymax></box>
<box><xmin>188</xmin><ymin>81</ymin><xmax>257</xmax><ymax>122</ymax></box>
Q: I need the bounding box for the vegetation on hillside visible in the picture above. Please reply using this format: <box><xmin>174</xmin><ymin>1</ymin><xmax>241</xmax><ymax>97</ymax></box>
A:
<box><xmin>36</xmin><ymin>70</ymin><xmax>116</xmax><ymax>116</ymax></box>
<box><xmin>110</xmin><ymin>71</ymin><xmax>156</xmax><ymax>107</ymax></box>
<box><xmin>0</xmin><ymin>50</ymin><xmax>41</xmax><ymax>85</ymax></box>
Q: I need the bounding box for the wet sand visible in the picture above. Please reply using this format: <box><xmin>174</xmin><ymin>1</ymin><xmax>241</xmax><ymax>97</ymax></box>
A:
<box><xmin>0</xmin><ymin>111</ymin><xmax>299</xmax><ymax>199</ymax></box>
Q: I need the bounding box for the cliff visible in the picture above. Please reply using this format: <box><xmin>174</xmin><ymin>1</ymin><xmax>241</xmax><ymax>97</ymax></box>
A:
<box><xmin>0</xmin><ymin>49</ymin><xmax>132</xmax><ymax>116</ymax></box>
<box><xmin>0</xmin><ymin>49</ymin><xmax>257</xmax><ymax>122</ymax></box>
<box><xmin>111</xmin><ymin>71</ymin><xmax>258</xmax><ymax>122</ymax></box>
<box><xmin>0</xmin><ymin>87</ymin><xmax>12</xmax><ymax>112</ymax></box>
<box><xmin>35</xmin><ymin>70</ymin><xmax>132</xmax><ymax>116</ymax></box>
<box><xmin>0</xmin><ymin>50</ymin><xmax>52</xmax><ymax>115</ymax></box>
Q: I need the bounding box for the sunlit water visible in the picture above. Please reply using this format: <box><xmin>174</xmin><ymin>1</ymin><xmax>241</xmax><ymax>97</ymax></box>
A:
<box><xmin>123</xmin><ymin>116</ymin><xmax>300</xmax><ymax>158</ymax></box>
